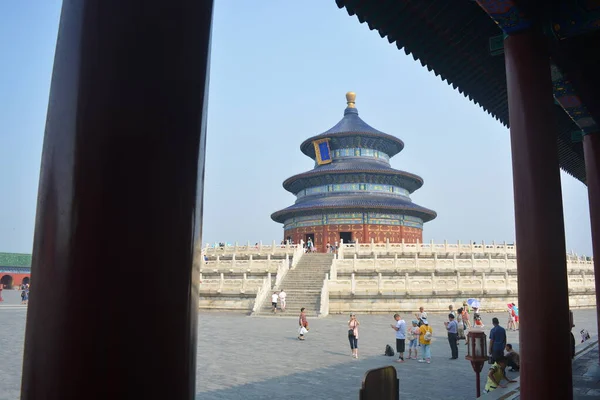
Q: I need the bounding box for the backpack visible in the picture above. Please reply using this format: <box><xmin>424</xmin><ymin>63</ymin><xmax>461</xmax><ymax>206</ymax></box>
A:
<box><xmin>423</xmin><ymin>327</ymin><xmax>433</xmax><ymax>342</ymax></box>
<box><xmin>384</xmin><ymin>344</ymin><xmax>395</xmax><ymax>356</ymax></box>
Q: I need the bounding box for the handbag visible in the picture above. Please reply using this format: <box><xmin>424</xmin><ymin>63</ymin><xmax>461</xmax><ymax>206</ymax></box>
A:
<box><xmin>299</xmin><ymin>326</ymin><xmax>308</xmax><ymax>335</ymax></box>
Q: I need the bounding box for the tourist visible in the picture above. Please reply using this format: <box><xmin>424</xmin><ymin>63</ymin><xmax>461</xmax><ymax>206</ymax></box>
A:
<box><xmin>473</xmin><ymin>307</ymin><xmax>484</xmax><ymax>328</ymax></box>
<box><xmin>278</xmin><ymin>289</ymin><xmax>287</xmax><ymax>312</ymax></box>
<box><xmin>348</xmin><ymin>313</ymin><xmax>360</xmax><ymax>358</ymax></box>
<box><xmin>326</xmin><ymin>242</ymin><xmax>331</xmax><ymax>253</ymax></box>
<box><xmin>511</xmin><ymin>303</ymin><xmax>519</xmax><ymax>329</ymax></box>
<box><xmin>307</xmin><ymin>238</ymin><xmax>313</xmax><ymax>253</ymax></box>
<box><xmin>390</xmin><ymin>313</ymin><xmax>406</xmax><ymax>362</ymax></box>
<box><xmin>456</xmin><ymin>307</ymin><xmax>465</xmax><ymax>340</ymax></box>
<box><xmin>507</xmin><ymin>306</ymin><xmax>516</xmax><ymax>331</ymax></box>
<box><xmin>407</xmin><ymin>320</ymin><xmax>421</xmax><ymax>360</ymax></box>
<box><xmin>484</xmin><ymin>356</ymin><xmax>516</xmax><ymax>393</ymax></box>
<box><xmin>0</xmin><ymin>283</ymin><xmax>3</xmax><ymax>302</ymax></box>
<box><xmin>271</xmin><ymin>292</ymin><xmax>279</xmax><ymax>314</ymax></box>
<box><xmin>418</xmin><ymin>318</ymin><xmax>432</xmax><ymax>364</ymax></box>
<box><xmin>415</xmin><ymin>306</ymin><xmax>427</xmax><ymax>326</ymax></box>
<box><xmin>505</xmin><ymin>344</ymin><xmax>520</xmax><ymax>371</ymax></box>
<box><xmin>449</xmin><ymin>304</ymin><xmax>456</xmax><ymax>317</ymax></box>
<box><xmin>462</xmin><ymin>305</ymin><xmax>471</xmax><ymax>329</ymax></box>
<box><xmin>21</xmin><ymin>289</ymin><xmax>28</xmax><ymax>305</ymax></box>
<box><xmin>489</xmin><ymin>317</ymin><xmax>507</xmax><ymax>363</ymax></box>
<box><xmin>298</xmin><ymin>307</ymin><xmax>309</xmax><ymax>340</ymax></box>
<box><xmin>444</xmin><ymin>313</ymin><xmax>459</xmax><ymax>359</ymax></box>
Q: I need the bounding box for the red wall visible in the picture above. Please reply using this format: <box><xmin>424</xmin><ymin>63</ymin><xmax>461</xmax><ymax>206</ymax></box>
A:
<box><xmin>285</xmin><ymin>224</ymin><xmax>423</xmax><ymax>252</ymax></box>
<box><xmin>0</xmin><ymin>273</ymin><xmax>30</xmax><ymax>289</ymax></box>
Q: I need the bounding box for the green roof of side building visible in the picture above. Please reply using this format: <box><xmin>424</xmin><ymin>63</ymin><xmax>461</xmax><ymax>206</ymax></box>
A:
<box><xmin>0</xmin><ymin>252</ymin><xmax>32</xmax><ymax>267</ymax></box>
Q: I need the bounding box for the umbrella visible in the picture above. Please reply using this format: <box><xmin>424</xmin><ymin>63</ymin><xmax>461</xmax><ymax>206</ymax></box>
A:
<box><xmin>467</xmin><ymin>298</ymin><xmax>481</xmax><ymax>309</ymax></box>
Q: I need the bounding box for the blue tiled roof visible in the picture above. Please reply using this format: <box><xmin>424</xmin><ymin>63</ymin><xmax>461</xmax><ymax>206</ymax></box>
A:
<box><xmin>300</xmin><ymin>107</ymin><xmax>404</xmax><ymax>159</ymax></box>
<box><xmin>271</xmin><ymin>194</ymin><xmax>437</xmax><ymax>223</ymax></box>
<box><xmin>283</xmin><ymin>160</ymin><xmax>424</xmax><ymax>194</ymax></box>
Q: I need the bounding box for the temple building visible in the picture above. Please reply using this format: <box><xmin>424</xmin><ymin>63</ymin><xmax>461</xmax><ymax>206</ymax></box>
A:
<box><xmin>271</xmin><ymin>92</ymin><xmax>436</xmax><ymax>250</ymax></box>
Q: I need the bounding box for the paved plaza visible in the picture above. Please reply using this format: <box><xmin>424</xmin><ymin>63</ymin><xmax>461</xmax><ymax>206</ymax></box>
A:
<box><xmin>0</xmin><ymin>290</ymin><xmax>597</xmax><ymax>399</ymax></box>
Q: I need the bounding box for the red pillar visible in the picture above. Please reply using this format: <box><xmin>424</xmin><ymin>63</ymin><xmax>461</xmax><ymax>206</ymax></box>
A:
<box><xmin>583</xmin><ymin>131</ymin><xmax>600</xmax><ymax>362</ymax></box>
<box><xmin>504</xmin><ymin>30</ymin><xmax>573</xmax><ymax>399</ymax></box>
<box><xmin>20</xmin><ymin>1</ymin><xmax>213</xmax><ymax>399</ymax></box>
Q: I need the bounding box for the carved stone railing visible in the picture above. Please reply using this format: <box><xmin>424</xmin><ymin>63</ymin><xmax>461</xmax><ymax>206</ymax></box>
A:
<box><xmin>331</xmin><ymin>254</ymin><xmax>592</xmax><ymax>274</ymax></box>
<box><xmin>204</xmin><ymin>241</ymin><xmax>299</xmax><ymax>256</ymax></box>
<box><xmin>319</xmin><ymin>273</ymin><xmax>330</xmax><ymax>317</ymax></box>
<box><xmin>327</xmin><ymin>270</ymin><xmax>595</xmax><ymax>298</ymax></box>
<box><xmin>251</xmin><ymin>273</ymin><xmax>272</xmax><ymax>313</ymax></box>
<box><xmin>201</xmin><ymin>257</ymin><xmax>285</xmax><ymax>274</ymax></box>
<box><xmin>339</xmin><ymin>239</ymin><xmax>520</xmax><ymax>259</ymax></box>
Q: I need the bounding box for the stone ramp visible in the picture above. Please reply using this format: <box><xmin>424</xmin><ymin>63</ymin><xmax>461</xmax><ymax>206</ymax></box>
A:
<box><xmin>253</xmin><ymin>253</ymin><xmax>334</xmax><ymax>317</ymax></box>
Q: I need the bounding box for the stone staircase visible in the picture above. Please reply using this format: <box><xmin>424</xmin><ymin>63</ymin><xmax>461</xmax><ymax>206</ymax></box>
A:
<box><xmin>254</xmin><ymin>253</ymin><xmax>334</xmax><ymax>317</ymax></box>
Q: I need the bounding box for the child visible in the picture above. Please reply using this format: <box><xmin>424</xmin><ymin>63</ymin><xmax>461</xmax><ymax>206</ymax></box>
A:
<box><xmin>484</xmin><ymin>356</ymin><xmax>516</xmax><ymax>393</ymax></box>
<box><xmin>473</xmin><ymin>307</ymin><xmax>484</xmax><ymax>328</ymax></box>
<box><xmin>407</xmin><ymin>320</ymin><xmax>421</xmax><ymax>360</ymax></box>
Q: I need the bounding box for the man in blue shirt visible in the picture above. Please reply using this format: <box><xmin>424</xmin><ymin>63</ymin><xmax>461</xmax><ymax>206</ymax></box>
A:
<box><xmin>445</xmin><ymin>313</ymin><xmax>459</xmax><ymax>359</ymax></box>
<box><xmin>489</xmin><ymin>317</ymin><xmax>507</xmax><ymax>363</ymax></box>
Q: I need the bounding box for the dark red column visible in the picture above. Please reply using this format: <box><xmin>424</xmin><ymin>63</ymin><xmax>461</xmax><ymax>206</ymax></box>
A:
<box><xmin>504</xmin><ymin>30</ymin><xmax>573</xmax><ymax>399</ymax></box>
<box><xmin>21</xmin><ymin>1</ymin><xmax>213</xmax><ymax>399</ymax></box>
<box><xmin>583</xmin><ymin>131</ymin><xmax>600</xmax><ymax>362</ymax></box>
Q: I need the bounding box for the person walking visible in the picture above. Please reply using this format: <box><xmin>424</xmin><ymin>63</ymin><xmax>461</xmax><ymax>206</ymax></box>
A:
<box><xmin>348</xmin><ymin>313</ymin><xmax>360</xmax><ymax>358</ymax></box>
<box><xmin>407</xmin><ymin>320</ymin><xmax>421</xmax><ymax>360</ymax></box>
<box><xmin>278</xmin><ymin>289</ymin><xmax>287</xmax><ymax>312</ymax></box>
<box><xmin>271</xmin><ymin>292</ymin><xmax>279</xmax><ymax>314</ymax></box>
<box><xmin>391</xmin><ymin>313</ymin><xmax>407</xmax><ymax>362</ymax></box>
<box><xmin>298</xmin><ymin>308</ymin><xmax>309</xmax><ymax>340</ymax></box>
<box><xmin>462</xmin><ymin>303</ymin><xmax>472</xmax><ymax>329</ymax></box>
<box><xmin>456</xmin><ymin>307</ymin><xmax>465</xmax><ymax>341</ymax></box>
<box><xmin>507</xmin><ymin>306</ymin><xmax>516</xmax><ymax>331</ymax></box>
<box><xmin>449</xmin><ymin>304</ymin><xmax>456</xmax><ymax>317</ymax></box>
<box><xmin>418</xmin><ymin>318</ymin><xmax>433</xmax><ymax>364</ymax></box>
<box><xmin>489</xmin><ymin>317</ymin><xmax>507</xmax><ymax>363</ymax></box>
<box><xmin>444</xmin><ymin>313</ymin><xmax>459</xmax><ymax>359</ymax></box>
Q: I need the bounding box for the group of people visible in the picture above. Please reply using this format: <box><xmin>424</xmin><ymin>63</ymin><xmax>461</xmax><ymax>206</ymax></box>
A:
<box><xmin>270</xmin><ymin>290</ymin><xmax>286</xmax><ymax>313</ymax></box>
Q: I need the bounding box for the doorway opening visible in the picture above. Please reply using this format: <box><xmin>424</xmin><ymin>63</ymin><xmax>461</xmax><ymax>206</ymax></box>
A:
<box><xmin>340</xmin><ymin>231</ymin><xmax>352</xmax><ymax>243</ymax></box>
<box><xmin>304</xmin><ymin>233</ymin><xmax>314</xmax><ymax>244</ymax></box>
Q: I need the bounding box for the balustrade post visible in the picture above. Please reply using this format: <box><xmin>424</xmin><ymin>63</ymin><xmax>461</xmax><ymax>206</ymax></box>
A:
<box><xmin>453</xmin><ymin>253</ymin><xmax>457</xmax><ymax>269</ymax></box>
<box><xmin>351</xmin><ymin>273</ymin><xmax>356</xmax><ymax>295</ymax></box>
<box><xmin>234</xmin><ymin>241</ymin><xmax>238</xmax><ymax>252</ymax></box>
<box><xmin>267</xmin><ymin>254</ymin><xmax>271</xmax><ymax>270</ymax></box>
<box><xmin>482</xmin><ymin>272</ymin><xmax>486</xmax><ymax>294</ymax></box>
<box><xmin>216</xmin><ymin>255</ymin><xmax>221</xmax><ymax>267</ymax></box>
<box><xmin>232</xmin><ymin>253</ymin><xmax>236</xmax><ymax>269</ymax></box>
<box><xmin>330</xmin><ymin>260</ymin><xmax>337</xmax><ymax>280</ymax></box>
<box><xmin>378</xmin><ymin>273</ymin><xmax>383</xmax><ymax>295</ymax></box>
<box><xmin>405</xmin><ymin>272</ymin><xmax>409</xmax><ymax>293</ymax></box>
<box><xmin>354</xmin><ymin>238</ymin><xmax>359</xmax><ymax>255</ymax></box>
<box><xmin>431</xmin><ymin>272</ymin><xmax>435</xmax><ymax>293</ymax></box>
<box><xmin>242</xmin><ymin>273</ymin><xmax>247</xmax><ymax>293</ymax></box>
<box><xmin>444</xmin><ymin>239</ymin><xmax>448</xmax><ymax>253</ymax></box>
<box><xmin>415</xmin><ymin>253</ymin><xmax>419</xmax><ymax>270</ymax></box>
<box><xmin>370</xmin><ymin>238</ymin><xmax>375</xmax><ymax>254</ymax></box>
<box><xmin>386</xmin><ymin>238</ymin><xmax>390</xmax><ymax>252</ymax></box>
<box><xmin>456</xmin><ymin>271</ymin><xmax>461</xmax><ymax>292</ymax></box>
<box><xmin>218</xmin><ymin>273</ymin><xmax>224</xmax><ymax>293</ymax></box>
<box><xmin>249</xmin><ymin>254</ymin><xmax>253</xmax><ymax>267</ymax></box>
<box><xmin>353</xmin><ymin>254</ymin><xmax>357</xmax><ymax>270</ymax></box>
<box><xmin>373</xmin><ymin>253</ymin><xmax>378</xmax><ymax>269</ymax></box>
<box><xmin>272</xmin><ymin>240</ymin><xmax>276</xmax><ymax>254</ymax></box>
<box><xmin>433</xmin><ymin>253</ymin><xmax>438</xmax><ymax>270</ymax></box>
<box><xmin>394</xmin><ymin>253</ymin><xmax>398</xmax><ymax>269</ymax></box>
<box><xmin>488</xmin><ymin>253</ymin><xmax>492</xmax><ymax>268</ymax></box>
<box><xmin>401</xmin><ymin>238</ymin><xmax>405</xmax><ymax>254</ymax></box>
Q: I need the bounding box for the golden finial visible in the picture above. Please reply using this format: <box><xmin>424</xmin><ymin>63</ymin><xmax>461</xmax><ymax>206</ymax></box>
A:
<box><xmin>346</xmin><ymin>91</ymin><xmax>356</xmax><ymax>108</ymax></box>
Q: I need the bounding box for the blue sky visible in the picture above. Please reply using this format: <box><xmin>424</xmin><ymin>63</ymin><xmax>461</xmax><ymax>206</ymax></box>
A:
<box><xmin>0</xmin><ymin>1</ymin><xmax>593</xmax><ymax>255</ymax></box>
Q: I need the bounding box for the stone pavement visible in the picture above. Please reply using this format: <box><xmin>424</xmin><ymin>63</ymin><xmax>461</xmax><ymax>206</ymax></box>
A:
<box><xmin>0</xmin><ymin>295</ymin><xmax>597</xmax><ymax>400</ymax></box>
<box><xmin>572</xmin><ymin>340</ymin><xmax>600</xmax><ymax>399</ymax></box>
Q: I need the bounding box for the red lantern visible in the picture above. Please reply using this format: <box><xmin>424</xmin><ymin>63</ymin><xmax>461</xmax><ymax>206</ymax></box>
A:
<box><xmin>465</xmin><ymin>330</ymin><xmax>488</xmax><ymax>397</ymax></box>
